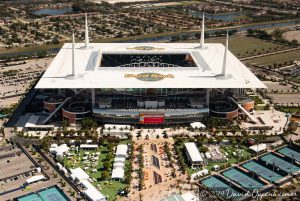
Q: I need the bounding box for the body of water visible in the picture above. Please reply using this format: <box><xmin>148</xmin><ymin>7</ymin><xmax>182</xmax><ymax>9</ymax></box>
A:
<box><xmin>33</xmin><ymin>7</ymin><xmax>72</xmax><ymax>16</ymax></box>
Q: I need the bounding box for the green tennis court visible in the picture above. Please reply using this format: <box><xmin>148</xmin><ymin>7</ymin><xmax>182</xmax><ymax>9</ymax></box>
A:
<box><xmin>201</xmin><ymin>176</ymin><xmax>242</xmax><ymax>200</ymax></box>
<box><xmin>277</xmin><ymin>147</ymin><xmax>300</xmax><ymax>162</ymax></box>
<box><xmin>260</xmin><ymin>153</ymin><xmax>300</xmax><ymax>174</ymax></box>
<box><xmin>223</xmin><ymin>168</ymin><xmax>265</xmax><ymax>191</ymax></box>
<box><xmin>243</xmin><ymin>161</ymin><xmax>283</xmax><ymax>183</ymax></box>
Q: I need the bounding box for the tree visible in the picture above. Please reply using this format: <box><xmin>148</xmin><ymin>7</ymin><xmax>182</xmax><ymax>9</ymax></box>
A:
<box><xmin>80</xmin><ymin>117</ymin><xmax>97</xmax><ymax>130</ymax></box>
<box><xmin>136</xmin><ymin>131</ymin><xmax>142</xmax><ymax>138</ymax></box>
<box><xmin>101</xmin><ymin>171</ymin><xmax>109</xmax><ymax>180</ymax></box>
<box><xmin>72</xmin><ymin>2</ymin><xmax>83</xmax><ymax>13</ymax></box>
<box><xmin>103</xmin><ymin>161</ymin><xmax>110</xmax><ymax>170</ymax></box>
<box><xmin>199</xmin><ymin>146</ymin><xmax>208</xmax><ymax>153</ymax></box>
<box><xmin>162</xmin><ymin>130</ymin><xmax>168</xmax><ymax>138</ymax></box>
<box><xmin>41</xmin><ymin>136</ymin><xmax>52</xmax><ymax>150</ymax></box>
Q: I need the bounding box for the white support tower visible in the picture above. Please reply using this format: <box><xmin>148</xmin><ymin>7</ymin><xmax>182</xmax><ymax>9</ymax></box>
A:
<box><xmin>85</xmin><ymin>13</ymin><xmax>89</xmax><ymax>48</ymax></box>
<box><xmin>72</xmin><ymin>31</ymin><xmax>75</xmax><ymax>76</ymax></box>
<box><xmin>200</xmin><ymin>13</ymin><xmax>205</xmax><ymax>49</ymax></box>
<box><xmin>66</xmin><ymin>31</ymin><xmax>83</xmax><ymax>80</ymax></box>
<box><xmin>221</xmin><ymin>31</ymin><xmax>229</xmax><ymax>76</ymax></box>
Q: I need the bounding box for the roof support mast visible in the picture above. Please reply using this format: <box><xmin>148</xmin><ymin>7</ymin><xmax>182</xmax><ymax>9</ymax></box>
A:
<box><xmin>72</xmin><ymin>31</ymin><xmax>75</xmax><ymax>76</ymax></box>
<box><xmin>222</xmin><ymin>31</ymin><xmax>229</xmax><ymax>76</ymax></box>
<box><xmin>200</xmin><ymin>12</ymin><xmax>205</xmax><ymax>49</ymax></box>
<box><xmin>66</xmin><ymin>31</ymin><xmax>83</xmax><ymax>80</ymax></box>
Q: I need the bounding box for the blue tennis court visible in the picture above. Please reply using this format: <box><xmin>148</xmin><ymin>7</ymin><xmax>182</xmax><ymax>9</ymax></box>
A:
<box><xmin>17</xmin><ymin>186</ymin><xmax>69</xmax><ymax>201</ymax></box>
<box><xmin>201</xmin><ymin>176</ymin><xmax>242</xmax><ymax>200</ymax></box>
<box><xmin>243</xmin><ymin>161</ymin><xmax>283</xmax><ymax>183</ymax></box>
<box><xmin>260</xmin><ymin>153</ymin><xmax>300</xmax><ymax>174</ymax></box>
<box><xmin>223</xmin><ymin>168</ymin><xmax>265</xmax><ymax>191</ymax></box>
<box><xmin>277</xmin><ymin>147</ymin><xmax>300</xmax><ymax>162</ymax></box>
<box><xmin>17</xmin><ymin>194</ymin><xmax>43</xmax><ymax>201</ymax></box>
<box><xmin>38</xmin><ymin>187</ymin><xmax>69</xmax><ymax>201</ymax></box>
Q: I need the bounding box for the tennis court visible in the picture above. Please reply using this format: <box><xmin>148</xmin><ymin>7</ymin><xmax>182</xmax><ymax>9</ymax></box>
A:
<box><xmin>260</xmin><ymin>153</ymin><xmax>300</xmax><ymax>174</ymax></box>
<box><xmin>243</xmin><ymin>161</ymin><xmax>283</xmax><ymax>183</ymax></box>
<box><xmin>17</xmin><ymin>193</ymin><xmax>43</xmax><ymax>201</ymax></box>
<box><xmin>277</xmin><ymin>147</ymin><xmax>300</xmax><ymax>162</ymax></box>
<box><xmin>37</xmin><ymin>186</ymin><xmax>69</xmax><ymax>201</ymax></box>
<box><xmin>201</xmin><ymin>176</ymin><xmax>242</xmax><ymax>200</ymax></box>
<box><xmin>17</xmin><ymin>186</ymin><xmax>69</xmax><ymax>201</ymax></box>
<box><xmin>223</xmin><ymin>168</ymin><xmax>265</xmax><ymax>191</ymax></box>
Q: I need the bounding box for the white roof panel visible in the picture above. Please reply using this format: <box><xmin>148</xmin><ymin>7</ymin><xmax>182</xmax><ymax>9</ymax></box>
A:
<box><xmin>82</xmin><ymin>180</ymin><xmax>106</xmax><ymax>201</ymax></box>
<box><xmin>35</xmin><ymin>43</ymin><xmax>266</xmax><ymax>89</ymax></box>
<box><xmin>70</xmin><ymin>167</ymin><xmax>90</xmax><ymax>181</ymax></box>
<box><xmin>111</xmin><ymin>167</ymin><xmax>125</xmax><ymax>179</ymax></box>
<box><xmin>249</xmin><ymin>144</ymin><xmax>267</xmax><ymax>153</ymax></box>
<box><xmin>184</xmin><ymin>142</ymin><xmax>203</xmax><ymax>162</ymax></box>
<box><xmin>115</xmin><ymin>144</ymin><xmax>128</xmax><ymax>156</ymax></box>
<box><xmin>26</xmin><ymin>175</ymin><xmax>45</xmax><ymax>184</ymax></box>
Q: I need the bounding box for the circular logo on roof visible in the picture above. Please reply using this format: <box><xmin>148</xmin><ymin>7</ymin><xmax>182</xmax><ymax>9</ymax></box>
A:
<box><xmin>127</xmin><ymin>46</ymin><xmax>164</xmax><ymax>51</ymax></box>
<box><xmin>124</xmin><ymin>73</ymin><xmax>174</xmax><ymax>82</ymax></box>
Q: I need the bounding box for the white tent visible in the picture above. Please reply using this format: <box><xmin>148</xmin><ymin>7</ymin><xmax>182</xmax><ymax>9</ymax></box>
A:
<box><xmin>26</xmin><ymin>175</ymin><xmax>45</xmax><ymax>184</ymax></box>
<box><xmin>70</xmin><ymin>167</ymin><xmax>90</xmax><ymax>182</ymax></box>
<box><xmin>111</xmin><ymin>167</ymin><xmax>125</xmax><ymax>179</ymax></box>
<box><xmin>249</xmin><ymin>144</ymin><xmax>267</xmax><ymax>153</ymax></box>
<box><xmin>190</xmin><ymin>169</ymin><xmax>209</xmax><ymax>180</ymax></box>
<box><xmin>190</xmin><ymin>122</ymin><xmax>206</xmax><ymax>129</ymax></box>
<box><xmin>115</xmin><ymin>144</ymin><xmax>128</xmax><ymax>157</ymax></box>
<box><xmin>81</xmin><ymin>180</ymin><xmax>106</xmax><ymax>201</ymax></box>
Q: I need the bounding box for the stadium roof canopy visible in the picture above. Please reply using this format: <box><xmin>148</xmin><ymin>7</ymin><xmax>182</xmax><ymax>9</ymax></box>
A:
<box><xmin>35</xmin><ymin>43</ymin><xmax>266</xmax><ymax>89</ymax></box>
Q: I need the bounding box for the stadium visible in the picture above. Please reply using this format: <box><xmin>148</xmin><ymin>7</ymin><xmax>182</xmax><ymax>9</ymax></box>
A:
<box><xmin>30</xmin><ymin>14</ymin><xmax>265</xmax><ymax>126</ymax></box>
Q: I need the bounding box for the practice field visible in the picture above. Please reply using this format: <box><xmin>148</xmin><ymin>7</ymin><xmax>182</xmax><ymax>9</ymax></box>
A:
<box><xmin>277</xmin><ymin>147</ymin><xmax>300</xmax><ymax>162</ymax></box>
<box><xmin>201</xmin><ymin>176</ymin><xmax>242</xmax><ymax>200</ymax></box>
<box><xmin>223</xmin><ymin>168</ymin><xmax>265</xmax><ymax>191</ymax></box>
<box><xmin>260</xmin><ymin>153</ymin><xmax>300</xmax><ymax>174</ymax></box>
<box><xmin>249</xmin><ymin>49</ymin><xmax>300</xmax><ymax>66</ymax></box>
<box><xmin>243</xmin><ymin>161</ymin><xmax>283</xmax><ymax>183</ymax></box>
<box><xmin>207</xmin><ymin>36</ymin><xmax>286</xmax><ymax>57</ymax></box>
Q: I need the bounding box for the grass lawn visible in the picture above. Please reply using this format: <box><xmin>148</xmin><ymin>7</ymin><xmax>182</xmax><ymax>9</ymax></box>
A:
<box><xmin>0</xmin><ymin>43</ymin><xmax>63</xmax><ymax>55</ymax></box>
<box><xmin>62</xmin><ymin>140</ymin><xmax>131</xmax><ymax>201</ymax></box>
<box><xmin>206</xmin><ymin>145</ymin><xmax>252</xmax><ymax>171</ymax></box>
<box><xmin>206</xmin><ymin>36</ymin><xmax>286</xmax><ymax>57</ymax></box>
<box><xmin>251</xmin><ymin>95</ymin><xmax>264</xmax><ymax>104</ymax></box>
<box><xmin>275</xmin><ymin>106</ymin><xmax>300</xmax><ymax>113</ymax></box>
<box><xmin>175</xmin><ymin>138</ymin><xmax>253</xmax><ymax>175</ymax></box>
<box><xmin>248</xmin><ymin>49</ymin><xmax>300</xmax><ymax>66</ymax></box>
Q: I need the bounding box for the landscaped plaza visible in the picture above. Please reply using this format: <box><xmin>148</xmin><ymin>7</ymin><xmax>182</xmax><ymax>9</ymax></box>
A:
<box><xmin>33</xmin><ymin>124</ymin><xmax>300</xmax><ymax>201</ymax></box>
<box><xmin>59</xmin><ymin>139</ymin><xmax>132</xmax><ymax>200</ymax></box>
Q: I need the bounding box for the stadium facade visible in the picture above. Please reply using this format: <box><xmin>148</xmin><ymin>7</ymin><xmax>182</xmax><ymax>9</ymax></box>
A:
<box><xmin>34</xmin><ymin>14</ymin><xmax>266</xmax><ymax>126</ymax></box>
